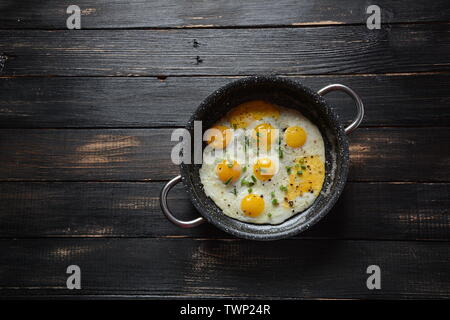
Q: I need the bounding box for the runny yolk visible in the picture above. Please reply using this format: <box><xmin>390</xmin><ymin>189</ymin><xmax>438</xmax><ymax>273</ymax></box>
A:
<box><xmin>253</xmin><ymin>157</ymin><xmax>276</xmax><ymax>181</ymax></box>
<box><xmin>241</xmin><ymin>194</ymin><xmax>265</xmax><ymax>217</ymax></box>
<box><xmin>253</xmin><ymin>123</ymin><xmax>276</xmax><ymax>151</ymax></box>
<box><xmin>216</xmin><ymin>160</ymin><xmax>241</xmax><ymax>184</ymax></box>
<box><xmin>205</xmin><ymin>125</ymin><xmax>232</xmax><ymax>149</ymax></box>
<box><xmin>228</xmin><ymin>100</ymin><xmax>279</xmax><ymax>129</ymax></box>
<box><xmin>284</xmin><ymin>126</ymin><xmax>307</xmax><ymax>148</ymax></box>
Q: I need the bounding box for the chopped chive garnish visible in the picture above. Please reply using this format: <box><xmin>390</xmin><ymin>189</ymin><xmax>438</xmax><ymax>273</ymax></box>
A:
<box><xmin>270</xmin><ymin>191</ymin><xmax>275</xmax><ymax>198</ymax></box>
<box><xmin>248</xmin><ymin>188</ymin><xmax>253</xmax><ymax>193</ymax></box>
<box><xmin>224</xmin><ymin>177</ymin><xmax>233</xmax><ymax>185</ymax></box>
<box><xmin>301</xmin><ymin>165</ymin><xmax>307</xmax><ymax>170</ymax></box>
<box><xmin>280</xmin><ymin>185</ymin><xmax>287</xmax><ymax>192</ymax></box>
<box><xmin>251</xmin><ymin>175</ymin><xmax>257</xmax><ymax>183</ymax></box>
<box><xmin>297</xmin><ymin>170</ymin><xmax>303</xmax><ymax>176</ymax></box>
<box><xmin>286</xmin><ymin>166</ymin><xmax>292</xmax><ymax>174</ymax></box>
<box><xmin>231</xmin><ymin>187</ymin><xmax>237</xmax><ymax>195</ymax></box>
<box><xmin>278</xmin><ymin>148</ymin><xmax>284</xmax><ymax>159</ymax></box>
<box><xmin>272</xmin><ymin>198</ymin><xmax>279</xmax><ymax>206</ymax></box>
<box><xmin>268</xmin><ymin>213</ymin><xmax>272</xmax><ymax>218</ymax></box>
<box><xmin>243</xmin><ymin>166</ymin><xmax>247</xmax><ymax>172</ymax></box>
<box><xmin>241</xmin><ymin>177</ymin><xmax>255</xmax><ymax>187</ymax></box>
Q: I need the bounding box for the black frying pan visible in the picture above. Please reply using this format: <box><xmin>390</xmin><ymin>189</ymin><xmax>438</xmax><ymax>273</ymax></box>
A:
<box><xmin>160</xmin><ymin>76</ymin><xmax>364</xmax><ymax>240</ymax></box>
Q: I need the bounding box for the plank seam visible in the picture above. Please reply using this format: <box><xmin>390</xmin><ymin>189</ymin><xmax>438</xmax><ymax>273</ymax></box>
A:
<box><xmin>2</xmin><ymin>71</ymin><xmax>450</xmax><ymax>79</ymax></box>
<box><xmin>0</xmin><ymin>237</ymin><xmax>448</xmax><ymax>242</ymax></box>
<box><xmin>0</xmin><ymin>20</ymin><xmax>449</xmax><ymax>31</ymax></box>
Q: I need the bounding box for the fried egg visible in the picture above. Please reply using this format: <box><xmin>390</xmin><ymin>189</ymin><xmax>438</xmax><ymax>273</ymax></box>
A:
<box><xmin>199</xmin><ymin>100</ymin><xmax>325</xmax><ymax>224</ymax></box>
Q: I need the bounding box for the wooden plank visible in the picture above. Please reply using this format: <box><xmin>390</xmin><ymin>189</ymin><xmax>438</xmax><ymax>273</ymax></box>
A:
<box><xmin>1</xmin><ymin>0</ymin><xmax>449</xmax><ymax>29</ymax></box>
<box><xmin>1</xmin><ymin>24</ymin><xmax>450</xmax><ymax>76</ymax></box>
<box><xmin>0</xmin><ymin>127</ymin><xmax>449</xmax><ymax>182</ymax></box>
<box><xmin>1</xmin><ymin>74</ymin><xmax>450</xmax><ymax>128</ymax></box>
<box><xmin>0</xmin><ymin>238</ymin><xmax>448</xmax><ymax>299</ymax></box>
<box><xmin>0</xmin><ymin>182</ymin><xmax>448</xmax><ymax>240</ymax></box>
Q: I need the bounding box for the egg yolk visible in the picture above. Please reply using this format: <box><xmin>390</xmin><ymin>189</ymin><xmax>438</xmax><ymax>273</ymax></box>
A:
<box><xmin>253</xmin><ymin>157</ymin><xmax>275</xmax><ymax>181</ymax></box>
<box><xmin>284</xmin><ymin>126</ymin><xmax>307</xmax><ymax>148</ymax></box>
<box><xmin>285</xmin><ymin>155</ymin><xmax>325</xmax><ymax>204</ymax></box>
<box><xmin>228</xmin><ymin>100</ymin><xmax>279</xmax><ymax>129</ymax></box>
<box><xmin>216</xmin><ymin>160</ymin><xmax>241</xmax><ymax>184</ymax></box>
<box><xmin>241</xmin><ymin>194</ymin><xmax>265</xmax><ymax>217</ymax></box>
<box><xmin>205</xmin><ymin>125</ymin><xmax>232</xmax><ymax>149</ymax></box>
<box><xmin>253</xmin><ymin>123</ymin><xmax>276</xmax><ymax>151</ymax></box>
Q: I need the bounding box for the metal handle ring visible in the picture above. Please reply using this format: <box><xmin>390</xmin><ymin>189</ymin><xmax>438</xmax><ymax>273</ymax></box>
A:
<box><xmin>160</xmin><ymin>175</ymin><xmax>204</xmax><ymax>228</ymax></box>
<box><xmin>318</xmin><ymin>84</ymin><xmax>364</xmax><ymax>134</ymax></box>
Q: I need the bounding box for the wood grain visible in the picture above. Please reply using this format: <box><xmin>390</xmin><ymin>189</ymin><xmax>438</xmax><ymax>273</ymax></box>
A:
<box><xmin>1</xmin><ymin>0</ymin><xmax>449</xmax><ymax>29</ymax></box>
<box><xmin>0</xmin><ymin>127</ymin><xmax>448</xmax><ymax>182</ymax></box>
<box><xmin>0</xmin><ymin>238</ymin><xmax>448</xmax><ymax>299</ymax></box>
<box><xmin>1</xmin><ymin>74</ymin><xmax>450</xmax><ymax>128</ymax></box>
<box><xmin>1</xmin><ymin>0</ymin><xmax>449</xmax><ymax>301</ymax></box>
<box><xmin>1</xmin><ymin>24</ymin><xmax>449</xmax><ymax>76</ymax></box>
<box><xmin>0</xmin><ymin>182</ymin><xmax>448</xmax><ymax>240</ymax></box>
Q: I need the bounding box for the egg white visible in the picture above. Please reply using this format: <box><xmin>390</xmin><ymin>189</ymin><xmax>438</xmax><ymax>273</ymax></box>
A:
<box><xmin>199</xmin><ymin>105</ymin><xmax>325</xmax><ymax>225</ymax></box>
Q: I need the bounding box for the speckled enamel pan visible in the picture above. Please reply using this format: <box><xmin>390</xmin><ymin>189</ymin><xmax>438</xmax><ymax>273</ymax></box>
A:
<box><xmin>160</xmin><ymin>76</ymin><xmax>364</xmax><ymax>240</ymax></box>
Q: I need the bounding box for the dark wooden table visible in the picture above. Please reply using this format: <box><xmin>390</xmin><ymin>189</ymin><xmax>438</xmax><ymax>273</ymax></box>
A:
<box><xmin>0</xmin><ymin>1</ymin><xmax>449</xmax><ymax>299</ymax></box>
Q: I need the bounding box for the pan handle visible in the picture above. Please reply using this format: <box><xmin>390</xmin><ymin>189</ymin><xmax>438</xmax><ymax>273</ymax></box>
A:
<box><xmin>318</xmin><ymin>84</ymin><xmax>364</xmax><ymax>134</ymax></box>
<box><xmin>160</xmin><ymin>175</ymin><xmax>205</xmax><ymax>228</ymax></box>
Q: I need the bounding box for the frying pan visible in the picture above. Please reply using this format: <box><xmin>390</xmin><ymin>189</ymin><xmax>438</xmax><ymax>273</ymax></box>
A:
<box><xmin>160</xmin><ymin>76</ymin><xmax>364</xmax><ymax>240</ymax></box>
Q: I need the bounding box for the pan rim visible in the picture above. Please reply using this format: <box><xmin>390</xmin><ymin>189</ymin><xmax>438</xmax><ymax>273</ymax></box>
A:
<box><xmin>180</xmin><ymin>75</ymin><xmax>349</xmax><ymax>240</ymax></box>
